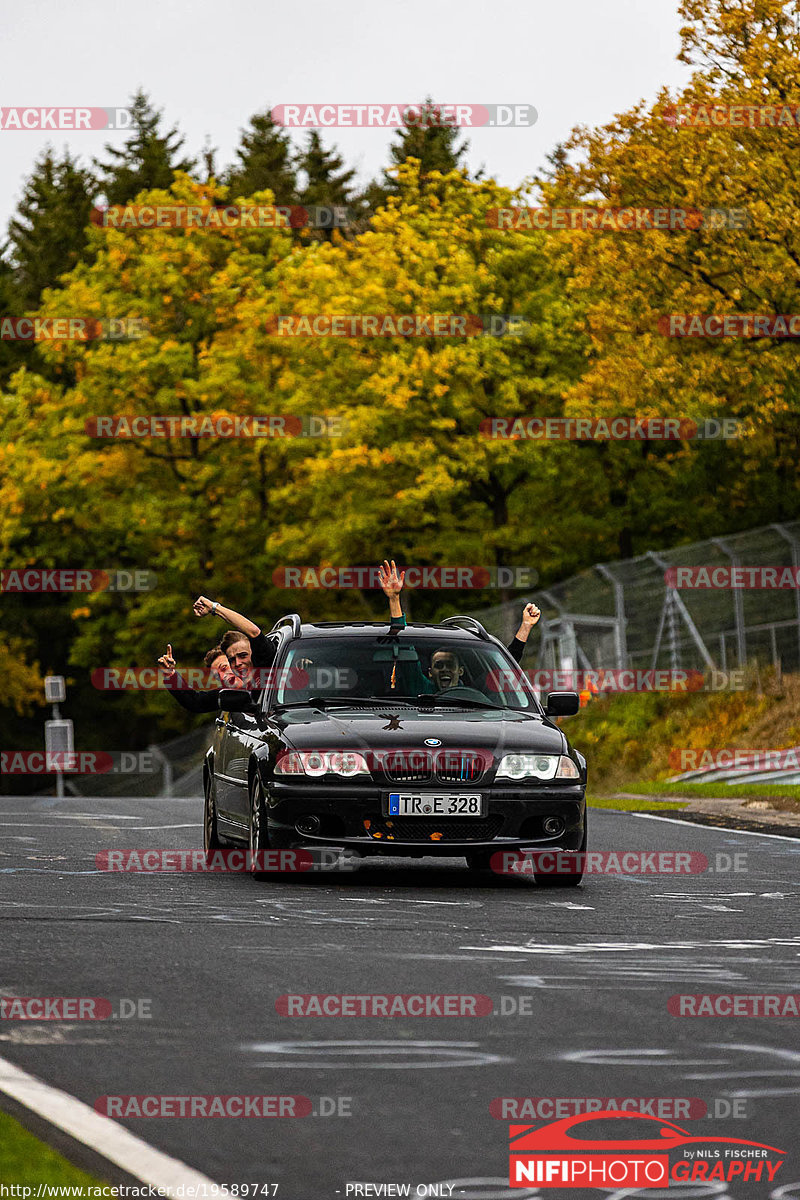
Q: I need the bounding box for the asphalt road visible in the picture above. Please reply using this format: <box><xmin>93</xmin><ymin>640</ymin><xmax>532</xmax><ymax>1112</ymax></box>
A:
<box><xmin>2</xmin><ymin>795</ymin><xmax>800</xmax><ymax>1199</ymax></box>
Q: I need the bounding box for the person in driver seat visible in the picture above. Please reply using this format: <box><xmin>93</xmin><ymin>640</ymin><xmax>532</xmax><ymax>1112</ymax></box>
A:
<box><xmin>428</xmin><ymin>648</ymin><xmax>464</xmax><ymax>691</ymax></box>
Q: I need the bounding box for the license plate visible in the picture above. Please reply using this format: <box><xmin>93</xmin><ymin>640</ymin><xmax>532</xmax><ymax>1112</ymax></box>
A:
<box><xmin>387</xmin><ymin>792</ymin><xmax>485</xmax><ymax>817</ymax></box>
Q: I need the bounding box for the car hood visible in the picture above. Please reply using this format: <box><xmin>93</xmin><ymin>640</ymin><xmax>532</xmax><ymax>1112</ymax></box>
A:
<box><xmin>273</xmin><ymin>705</ymin><xmax>568</xmax><ymax>757</ymax></box>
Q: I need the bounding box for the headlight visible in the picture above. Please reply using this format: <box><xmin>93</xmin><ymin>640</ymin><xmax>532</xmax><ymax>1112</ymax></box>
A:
<box><xmin>495</xmin><ymin>754</ymin><xmax>578</xmax><ymax>780</ymax></box>
<box><xmin>275</xmin><ymin>751</ymin><xmax>370</xmax><ymax>778</ymax></box>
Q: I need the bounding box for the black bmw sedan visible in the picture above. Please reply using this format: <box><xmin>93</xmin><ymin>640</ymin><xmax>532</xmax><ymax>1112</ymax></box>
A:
<box><xmin>203</xmin><ymin>614</ymin><xmax>587</xmax><ymax>884</ymax></box>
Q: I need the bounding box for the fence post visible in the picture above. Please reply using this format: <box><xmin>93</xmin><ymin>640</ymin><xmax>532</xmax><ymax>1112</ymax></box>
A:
<box><xmin>712</xmin><ymin>537</ymin><xmax>746</xmax><ymax>668</ymax></box>
<box><xmin>595</xmin><ymin>563</ymin><xmax>629</xmax><ymax>668</ymax></box>
<box><xmin>772</xmin><ymin>523</ymin><xmax>800</xmax><ymax>671</ymax></box>
<box><xmin>647</xmin><ymin>551</ymin><xmax>716</xmax><ymax>671</ymax></box>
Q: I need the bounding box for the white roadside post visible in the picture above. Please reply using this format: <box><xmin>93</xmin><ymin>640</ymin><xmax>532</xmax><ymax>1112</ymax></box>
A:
<box><xmin>44</xmin><ymin>676</ymin><xmax>71</xmax><ymax>799</ymax></box>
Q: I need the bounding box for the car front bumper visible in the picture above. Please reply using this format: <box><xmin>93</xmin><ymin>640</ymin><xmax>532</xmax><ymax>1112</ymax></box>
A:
<box><xmin>264</xmin><ymin>781</ymin><xmax>586</xmax><ymax>853</ymax></box>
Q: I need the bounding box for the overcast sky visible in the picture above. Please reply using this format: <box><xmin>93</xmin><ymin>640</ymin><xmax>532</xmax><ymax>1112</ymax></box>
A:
<box><xmin>1</xmin><ymin>0</ymin><xmax>693</xmax><ymax>231</ymax></box>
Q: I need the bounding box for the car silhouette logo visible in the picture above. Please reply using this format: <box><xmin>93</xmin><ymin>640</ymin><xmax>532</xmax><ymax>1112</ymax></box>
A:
<box><xmin>509</xmin><ymin>1111</ymin><xmax>785</xmax><ymax>1154</ymax></box>
<box><xmin>423</xmin><ymin>738</ymin><xmax>441</xmax><ymax>746</ymax></box>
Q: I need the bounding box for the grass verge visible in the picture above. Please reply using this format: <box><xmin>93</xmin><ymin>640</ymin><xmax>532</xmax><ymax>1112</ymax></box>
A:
<box><xmin>0</xmin><ymin>1109</ymin><xmax>105</xmax><ymax>1186</ymax></box>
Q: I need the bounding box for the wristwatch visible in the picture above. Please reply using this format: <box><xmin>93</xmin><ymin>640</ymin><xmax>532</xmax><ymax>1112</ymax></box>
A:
<box><xmin>211</xmin><ymin>601</ymin><xmax>219</xmax><ymax>615</ymax></box>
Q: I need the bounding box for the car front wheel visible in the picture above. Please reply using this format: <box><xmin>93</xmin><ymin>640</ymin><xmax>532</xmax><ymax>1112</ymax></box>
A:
<box><xmin>204</xmin><ymin>774</ymin><xmax>222</xmax><ymax>857</ymax></box>
<box><xmin>534</xmin><ymin>817</ymin><xmax>587</xmax><ymax>888</ymax></box>
<box><xmin>248</xmin><ymin>775</ymin><xmax>271</xmax><ymax>880</ymax></box>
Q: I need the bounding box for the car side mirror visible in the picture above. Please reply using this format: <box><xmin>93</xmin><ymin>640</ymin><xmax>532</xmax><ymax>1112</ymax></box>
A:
<box><xmin>545</xmin><ymin>691</ymin><xmax>580</xmax><ymax>717</ymax></box>
<box><xmin>218</xmin><ymin>689</ymin><xmax>256</xmax><ymax>712</ymax></box>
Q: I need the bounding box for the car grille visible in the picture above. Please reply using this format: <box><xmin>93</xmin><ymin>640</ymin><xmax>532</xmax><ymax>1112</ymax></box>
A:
<box><xmin>382</xmin><ymin>751</ymin><xmax>432</xmax><ymax>783</ymax></box>
<box><xmin>366</xmin><ymin>815</ymin><xmax>504</xmax><ymax>843</ymax></box>
<box><xmin>381</xmin><ymin>750</ymin><xmax>487</xmax><ymax>784</ymax></box>
<box><xmin>435</xmin><ymin>751</ymin><xmax>485</xmax><ymax>783</ymax></box>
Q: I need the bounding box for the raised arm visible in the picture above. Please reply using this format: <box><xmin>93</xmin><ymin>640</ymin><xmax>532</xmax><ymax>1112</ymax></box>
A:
<box><xmin>157</xmin><ymin>644</ymin><xmax>220</xmax><ymax>714</ymax></box>
<box><xmin>193</xmin><ymin>596</ymin><xmax>261</xmax><ymax>638</ymax></box>
<box><xmin>378</xmin><ymin>559</ymin><xmax>406</xmax><ymax>623</ymax></box>
<box><xmin>508</xmin><ymin>602</ymin><xmax>541</xmax><ymax>662</ymax></box>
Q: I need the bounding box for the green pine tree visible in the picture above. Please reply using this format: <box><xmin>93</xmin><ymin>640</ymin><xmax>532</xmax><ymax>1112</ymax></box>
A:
<box><xmin>226</xmin><ymin>109</ymin><xmax>298</xmax><ymax>203</ymax></box>
<box><xmin>365</xmin><ymin>99</ymin><xmax>470</xmax><ymax>211</ymax></box>
<box><xmin>6</xmin><ymin>148</ymin><xmax>97</xmax><ymax>308</ymax></box>
<box><xmin>296</xmin><ymin>130</ymin><xmax>358</xmax><ymax>239</ymax></box>
<box><xmin>297</xmin><ymin>131</ymin><xmax>356</xmax><ymax>206</ymax></box>
<box><xmin>94</xmin><ymin>89</ymin><xmax>196</xmax><ymax>205</ymax></box>
<box><xmin>0</xmin><ymin>253</ymin><xmax>29</xmax><ymax>385</ymax></box>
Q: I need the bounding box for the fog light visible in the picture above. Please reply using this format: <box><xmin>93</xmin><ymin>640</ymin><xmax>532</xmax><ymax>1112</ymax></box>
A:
<box><xmin>296</xmin><ymin>815</ymin><xmax>321</xmax><ymax>835</ymax></box>
<box><xmin>543</xmin><ymin>816</ymin><xmax>565</xmax><ymax>836</ymax></box>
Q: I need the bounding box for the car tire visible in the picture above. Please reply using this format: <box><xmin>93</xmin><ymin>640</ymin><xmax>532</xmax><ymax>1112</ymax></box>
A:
<box><xmin>204</xmin><ymin>774</ymin><xmax>223</xmax><ymax>857</ymax></box>
<box><xmin>534</xmin><ymin>817</ymin><xmax>587</xmax><ymax>888</ymax></box>
<box><xmin>465</xmin><ymin>850</ymin><xmax>495</xmax><ymax>873</ymax></box>
<box><xmin>248</xmin><ymin>775</ymin><xmax>271</xmax><ymax>880</ymax></box>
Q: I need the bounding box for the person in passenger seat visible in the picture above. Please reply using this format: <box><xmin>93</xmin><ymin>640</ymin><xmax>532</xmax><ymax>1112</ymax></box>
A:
<box><xmin>158</xmin><ymin>643</ymin><xmax>243</xmax><ymax>714</ymax></box>
<box><xmin>193</xmin><ymin>596</ymin><xmax>277</xmax><ymax>682</ymax></box>
<box><xmin>377</xmin><ymin>559</ymin><xmax>541</xmax><ymax>661</ymax></box>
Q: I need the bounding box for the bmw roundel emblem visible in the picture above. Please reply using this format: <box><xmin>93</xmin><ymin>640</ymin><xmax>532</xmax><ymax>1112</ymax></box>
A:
<box><xmin>424</xmin><ymin>738</ymin><xmax>442</xmax><ymax>746</ymax></box>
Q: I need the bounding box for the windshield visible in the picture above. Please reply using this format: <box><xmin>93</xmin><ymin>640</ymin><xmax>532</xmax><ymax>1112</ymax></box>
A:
<box><xmin>273</xmin><ymin>635</ymin><xmax>539</xmax><ymax>711</ymax></box>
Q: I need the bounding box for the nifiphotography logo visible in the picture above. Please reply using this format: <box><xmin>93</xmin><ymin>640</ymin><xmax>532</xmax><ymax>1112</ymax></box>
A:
<box><xmin>508</xmin><ymin>1110</ymin><xmax>785</xmax><ymax>1188</ymax></box>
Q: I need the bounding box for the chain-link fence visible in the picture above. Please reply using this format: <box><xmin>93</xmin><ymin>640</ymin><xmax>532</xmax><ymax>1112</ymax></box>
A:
<box><xmin>469</xmin><ymin>520</ymin><xmax>800</xmax><ymax>677</ymax></box>
<box><xmin>63</xmin><ymin>726</ymin><xmax>210</xmax><ymax>799</ymax></box>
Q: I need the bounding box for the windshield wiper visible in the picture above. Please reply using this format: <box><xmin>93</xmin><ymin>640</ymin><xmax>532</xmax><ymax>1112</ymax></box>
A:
<box><xmin>414</xmin><ymin>694</ymin><xmax>501</xmax><ymax>710</ymax></box>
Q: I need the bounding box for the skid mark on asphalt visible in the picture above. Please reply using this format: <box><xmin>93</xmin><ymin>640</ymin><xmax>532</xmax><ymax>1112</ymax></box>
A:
<box><xmin>242</xmin><ymin>1040</ymin><xmax>509</xmax><ymax>1069</ymax></box>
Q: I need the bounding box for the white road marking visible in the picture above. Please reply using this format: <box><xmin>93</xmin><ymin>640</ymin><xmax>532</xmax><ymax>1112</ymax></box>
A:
<box><xmin>628</xmin><ymin>811</ymin><xmax>800</xmax><ymax>842</ymax></box>
<box><xmin>0</xmin><ymin>813</ymin><xmax>144</xmax><ymax>820</ymax></box>
<box><xmin>0</xmin><ymin>822</ymin><xmax>196</xmax><ymax>830</ymax></box>
<box><xmin>0</xmin><ymin>1052</ymin><xmax>217</xmax><ymax>1188</ymax></box>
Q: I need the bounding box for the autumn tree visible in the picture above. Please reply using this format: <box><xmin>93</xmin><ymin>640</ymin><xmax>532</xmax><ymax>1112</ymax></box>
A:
<box><xmin>539</xmin><ymin>0</ymin><xmax>800</xmax><ymax>538</ymax></box>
